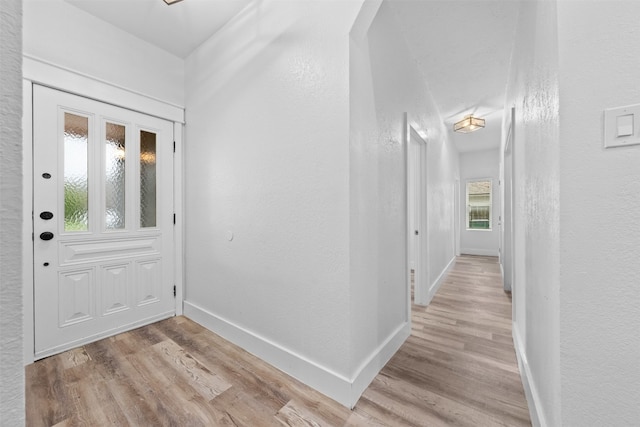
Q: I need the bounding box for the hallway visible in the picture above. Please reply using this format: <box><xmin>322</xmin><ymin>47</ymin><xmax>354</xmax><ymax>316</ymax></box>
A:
<box><xmin>25</xmin><ymin>255</ymin><xmax>529</xmax><ymax>426</ymax></box>
<box><xmin>359</xmin><ymin>255</ymin><xmax>530</xmax><ymax>425</ymax></box>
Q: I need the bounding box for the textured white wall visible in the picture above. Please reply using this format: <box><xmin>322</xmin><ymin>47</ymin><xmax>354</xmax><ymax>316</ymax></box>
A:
<box><xmin>0</xmin><ymin>0</ymin><xmax>24</xmax><ymax>424</ymax></box>
<box><xmin>557</xmin><ymin>1</ymin><xmax>640</xmax><ymax>425</ymax></box>
<box><xmin>506</xmin><ymin>2</ymin><xmax>640</xmax><ymax>425</ymax></box>
<box><xmin>377</xmin><ymin>3</ymin><xmax>460</xmax><ymax>294</ymax></box>
<box><xmin>349</xmin><ymin>0</ymin><xmax>458</xmax><ymax>372</ymax></box>
<box><xmin>23</xmin><ymin>0</ymin><xmax>184</xmax><ymax>106</ymax></box>
<box><xmin>459</xmin><ymin>149</ymin><xmax>499</xmax><ymax>256</ymax></box>
<box><xmin>502</xmin><ymin>0</ymin><xmax>561</xmax><ymax>425</ymax></box>
<box><xmin>423</xmin><ymin>109</ymin><xmax>459</xmax><ymax>296</ymax></box>
<box><xmin>349</xmin><ymin>1</ymin><xmax>404</xmax><ymax>373</ymax></box>
<box><xmin>184</xmin><ymin>0</ymin><xmax>363</xmax><ymax>404</ymax></box>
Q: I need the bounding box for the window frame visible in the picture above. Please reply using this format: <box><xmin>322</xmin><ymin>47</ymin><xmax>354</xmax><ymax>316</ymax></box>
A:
<box><xmin>465</xmin><ymin>178</ymin><xmax>492</xmax><ymax>231</ymax></box>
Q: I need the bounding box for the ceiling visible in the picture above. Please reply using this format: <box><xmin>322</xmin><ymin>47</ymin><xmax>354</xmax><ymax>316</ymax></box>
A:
<box><xmin>64</xmin><ymin>0</ymin><xmax>518</xmax><ymax>153</ymax></box>
<box><xmin>65</xmin><ymin>0</ymin><xmax>253</xmax><ymax>58</ymax></box>
<box><xmin>389</xmin><ymin>0</ymin><xmax>519</xmax><ymax>152</ymax></box>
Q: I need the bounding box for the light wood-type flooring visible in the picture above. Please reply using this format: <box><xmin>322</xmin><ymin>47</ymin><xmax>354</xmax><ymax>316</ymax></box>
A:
<box><xmin>26</xmin><ymin>255</ymin><xmax>531</xmax><ymax>426</ymax></box>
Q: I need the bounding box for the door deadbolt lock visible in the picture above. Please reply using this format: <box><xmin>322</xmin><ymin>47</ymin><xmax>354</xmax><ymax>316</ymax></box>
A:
<box><xmin>40</xmin><ymin>211</ymin><xmax>54</xmax><ymax>220</ymax></box>
<box><xmin>39</xmin><ymin>232</ymin><xmax>54</xmax><ymax>241</ymax></box>
<box><xmin>415</xmin><ymin>230</ymin><xmax>419</xmax><ymax>235</ymax></box>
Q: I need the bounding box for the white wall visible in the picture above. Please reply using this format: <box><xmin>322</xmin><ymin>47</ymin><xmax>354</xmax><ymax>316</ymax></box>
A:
<box><xmin>0</xmin><ymin>0</ymin><xmax>24</xmax><ymax>424</ymax></box>
<box><xmin>23</xmin><ymin>0</ymin><xmax>184</xmax><ymax>107</ymax></box>
<box><xmin>184</xmin><ymin>0</ymin><xmax>365</xmax><ymax>407</ymax></box>
<box><xmin>459</xmin><ymin>149</ymin><xmax>499</xmax><ymax>256</ymax></box>
<box><xmin>502</xmin><ymin>0</ymin><xmax>561</xmax><ymax>425</ymax></box>
<box><xmin>557</xmin><ymin>1</ymin><xmax>640</xmax><ymax>425</ymax></box>
<box><xmin>183</xmin><ymin>0</ymin><xmax>459</xmax><ymax>407</ymax></box>
<box><xmin>505</xmin><ymin>2</ymin><xmax>640</xmax><ymax>425</ymax></box>
<box><xmin>383</xmin><ymin>2</ymin><xmax>460</xmax><ymax>301</ymax></box>
<box><xmin>349</xmin><ymin>0</ymin><xmax>458</xmax><ymax>393</ymax></box>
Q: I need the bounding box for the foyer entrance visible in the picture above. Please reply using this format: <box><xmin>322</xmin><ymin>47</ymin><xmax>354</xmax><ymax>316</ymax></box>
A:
<box><xmin>33</xmin><ymin>85</ymin><xmax>176</xmax><ymax>359</ymax></box>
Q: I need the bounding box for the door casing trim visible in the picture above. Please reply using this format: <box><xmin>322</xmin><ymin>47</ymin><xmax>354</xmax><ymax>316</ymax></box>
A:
<box><xmin>24</xmin><ymin>55</ymin><xmax>184</xmax><ymax>123</ymax></box>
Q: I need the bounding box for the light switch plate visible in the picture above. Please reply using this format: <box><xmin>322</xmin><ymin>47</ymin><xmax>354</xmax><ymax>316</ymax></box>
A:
<box><xmin>616</xmin><ymin>114</ymin><xmax>634</xmax><ymax>137</ymax></box>
<box><xmin>604</xmin><ymin>104</ymin><xmax>640</xmax><ymax>148</ymax></box>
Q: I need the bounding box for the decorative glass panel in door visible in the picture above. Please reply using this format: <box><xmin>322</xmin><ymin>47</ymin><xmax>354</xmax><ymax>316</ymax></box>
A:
<box><xmin>64</xmin><ymin>113</ymin><xmax>89</xmax><ymax>232</ymax></box>
<box><xmin>105</xmin><ymin>122</ymin><xmax>126</xmax><ymax>230</ymax></box>
<box><xmin>140</xmin><ymin>130</ymin><xmax>157</xmax><ymax>228</ymax></box>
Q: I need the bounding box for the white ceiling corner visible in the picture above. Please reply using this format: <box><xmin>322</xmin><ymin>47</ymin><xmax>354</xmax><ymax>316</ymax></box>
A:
<box><xmin>64</xmin><ymin>0</ymin><xmax>253</xmax><ymax>58</ymax></box>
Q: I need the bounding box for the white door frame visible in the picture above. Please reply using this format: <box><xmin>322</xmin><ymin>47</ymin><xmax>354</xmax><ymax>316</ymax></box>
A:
<box><xmin>502</xmin><ymin>107</ymin><xmax>515</xmax><ymax>293</ymax></box>
<box><xmin>22</xmin><ymin>57</ymin><xmax>185</xmax><ymax>364</ymax></box>
<box><xmin>454</xmin><ymin>178</ymin><xmax>461</xmax><ymax>257</ymax></box>
<box><xmin>406</xmin><ymin>116</ymin><xmax>429</xmax><ymax>308</ymax></box>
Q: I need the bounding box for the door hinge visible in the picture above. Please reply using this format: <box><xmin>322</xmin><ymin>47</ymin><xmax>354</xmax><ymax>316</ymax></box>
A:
<box><xmin>173</xmin><ymin>141</ymin><xmax>176</xmax><ymax>153</ymax></box>
<box><xmin>173</xmin><ymin>285</ymin><xmax>176</xmax><ymax>297</ymax></box>
<box><xmin>173</xmin><ymin>213</ymin><xmax>176</xmax><ymax>225</ymax></box>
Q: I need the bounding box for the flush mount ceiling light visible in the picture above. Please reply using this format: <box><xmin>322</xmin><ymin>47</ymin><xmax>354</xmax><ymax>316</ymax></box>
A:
<box><xmin>454</xmin><ymin>115</ymin><xmax>485</xmax><ymax>133</ymax></box>
<box><xmin>163</xmin><ymin>0</ymin><xmax>184</xmax><ymax>5</ymax></box>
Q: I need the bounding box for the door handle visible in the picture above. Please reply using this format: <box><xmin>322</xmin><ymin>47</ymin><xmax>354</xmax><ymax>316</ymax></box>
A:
<box><xmin>39</xmin><ymin>232</ymin><xmax>54</xmax><ymax>241</ymax></box>
<box><xmin>40</xmin><ymin>211</ymin><xmax>54</xmax><ymax>220</ymax></box>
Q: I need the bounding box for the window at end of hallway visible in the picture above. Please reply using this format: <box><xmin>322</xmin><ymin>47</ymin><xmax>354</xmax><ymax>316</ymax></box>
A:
<box><xmin>466</xmin><ymin>180</ymin><xmax>492</xmax><ymax>230</ymax></box>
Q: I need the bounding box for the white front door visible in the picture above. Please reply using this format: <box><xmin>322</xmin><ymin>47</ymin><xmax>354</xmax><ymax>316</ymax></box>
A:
<box><xmin>33</xmin><ymin>85</ymin><xmax>175</xmax><ymax>359</ymax></box>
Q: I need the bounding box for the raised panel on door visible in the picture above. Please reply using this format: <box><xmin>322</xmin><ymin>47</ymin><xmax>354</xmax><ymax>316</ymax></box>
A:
<box><xmin>136</xmin><ymin>259</ymin><xmax>162</xmax><ymax>306</ymax></box>
<box><xmin>101</xmin><ymin>263</ymin><xmax>131</xmax><ymax>316</ymax></box>
<box><xmin>58</xmin><ymin>268</ymin><xmax>95</xmax><ymax>327</ymax></box>
<box><xmin>33</xmin><ymin>85</ymin><xmax>175</xmax><ymax>359</ymax></box>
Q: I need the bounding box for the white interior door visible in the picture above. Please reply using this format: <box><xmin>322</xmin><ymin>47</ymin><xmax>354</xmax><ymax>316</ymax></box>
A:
<box><xmin>408</xmin><ymin>127</ymin><xmax>428</xmax><ymax>305</ymax></box>
<box><xmin>33</xmin><ymin>85</ymin><xmax>175</xmax><ymax>359</ymax></box>
<box><xmin>408</xmin><ymin>137</ymin><xmax>420</xmax><ymax>272</ymax></box>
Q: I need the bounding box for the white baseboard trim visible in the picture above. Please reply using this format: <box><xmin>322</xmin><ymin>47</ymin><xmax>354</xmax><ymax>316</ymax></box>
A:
<box><xmin>513</xmin><ymin>325</ymin><xmax>547</xmax><ymax>427</ymax></box>
<box><xmin>349</xmin><ymin>321</ymin><xmax>411</xmax><ymax>407</ymax></box>
<box><xmin>460</xmin><ymin>248</ymin><xmax>499</xmax><ymax>257</ymax></box>
<box><xmin>423</xmin><ymin>256</ymin><xmax>456</xmax><ymax>306</ymax></box>
<box><xmin>499</xmin><ymin>262</ymin><xmax>512</xmax><ymax>292</ymax></box>
<box><xmin>184</xmin><ymin>301</ymin><xmax>410</xmax><ymax>408</ymax></box>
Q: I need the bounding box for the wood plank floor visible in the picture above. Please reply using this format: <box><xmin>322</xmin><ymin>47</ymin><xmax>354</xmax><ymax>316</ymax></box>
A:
<box><xmin>26</xmin><ymin>255</ymin><xmax>530</xmax><ymax>426</ymax></box>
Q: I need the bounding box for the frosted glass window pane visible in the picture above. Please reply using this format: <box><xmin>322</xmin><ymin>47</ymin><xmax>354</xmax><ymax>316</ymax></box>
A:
<box><xmin>64</xmin><ymin>113</ymin><xmax>89</xmax><ymax>232</ymax></box>
<box><xmin>105</xmin><ymin>123</ymin><xmax>126</xmax><ymax>230</ymax></box>
<box><xmin>140</xmin><ymin>131</ymin><xmax>156</xmax><ymax>228</ymax></box>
